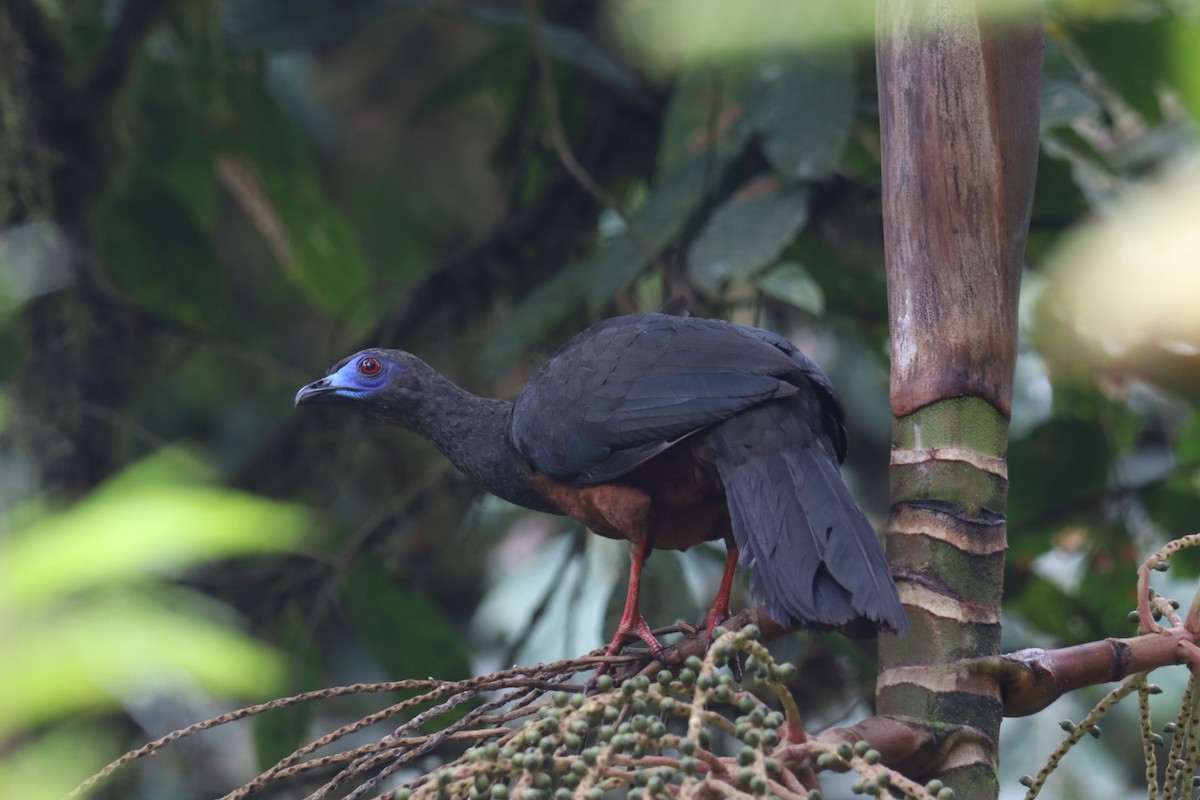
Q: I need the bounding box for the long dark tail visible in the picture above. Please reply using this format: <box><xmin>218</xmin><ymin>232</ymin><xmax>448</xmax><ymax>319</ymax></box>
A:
<box><xmin>708</xmin><ymin>406</ymin><xmax>908</xmax><ymax>634</ymax></box>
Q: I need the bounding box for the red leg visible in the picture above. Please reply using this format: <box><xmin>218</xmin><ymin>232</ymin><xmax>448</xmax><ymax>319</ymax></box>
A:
<box><xmin>704</xmin><ymin>535</ymin><xmax>740</xmax><ymax>639</ymax></box>
<box><xmin>601</xmin><ymin>536</ymin><xmax>665</xmax><ymax>659</ymax></box>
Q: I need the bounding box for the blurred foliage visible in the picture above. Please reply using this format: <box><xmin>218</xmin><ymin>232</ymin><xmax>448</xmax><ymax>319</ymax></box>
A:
<box><xmin>0</xmin><ymin>448</ymin><xmax>305</xmax><ymax>799</ymax></box>
<box><xmin>0</xmin><ymin>0</ymin><xmax>1198</xmax><ymax>796</ymax></box>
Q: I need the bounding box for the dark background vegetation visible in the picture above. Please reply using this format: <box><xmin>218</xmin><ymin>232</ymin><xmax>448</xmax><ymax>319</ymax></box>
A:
<box><xmin>1</xmin><ymin>0</ymin><xmax>1198</xmax><ymax>797</ymax></box>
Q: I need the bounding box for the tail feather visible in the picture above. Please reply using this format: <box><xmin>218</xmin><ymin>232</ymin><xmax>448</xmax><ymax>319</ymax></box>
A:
<box><xmin>709</xmin><ymin>411</ymin><xmax>907</xmax><ymax>634</ymax></box>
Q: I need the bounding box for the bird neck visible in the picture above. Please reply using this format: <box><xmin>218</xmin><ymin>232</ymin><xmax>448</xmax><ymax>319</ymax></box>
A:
<box><xmin>398</xmin><ymin>370</ymin><xmax>556</xmax><ymax>514</ymax></box>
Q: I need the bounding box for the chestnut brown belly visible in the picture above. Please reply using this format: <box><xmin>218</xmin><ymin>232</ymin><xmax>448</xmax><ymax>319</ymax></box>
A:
<box><xmin>528</xmin><ymin>441</ymin><xmax>730</xmax><ymax>552</ymax></box>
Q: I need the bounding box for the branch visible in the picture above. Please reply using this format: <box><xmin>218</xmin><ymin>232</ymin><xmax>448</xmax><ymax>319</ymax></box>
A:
<box><xmin>72</xmin><ymin>629</ymin><xmax>949</xmax><ymax>799</ymax></box>
<box><xmin>971</xmin><ymin>627</ymin><xmax>1190</xmax><ymax>717</ymax></box>
<box><xmin>981</xmin><ymin>533</ymin><xmax>1200</xmax><ymax>717</ymax></box>
<box><xmin>608</xmin><ymin>595</ymin><xmax>1197</xmax><ymax>725</ymax></box>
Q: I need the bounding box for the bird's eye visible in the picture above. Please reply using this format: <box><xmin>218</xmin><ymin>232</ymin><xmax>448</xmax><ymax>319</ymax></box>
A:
<box><xmin>358</xmin><ymin>357</ymin><xmax>382</xmax><ymax>376</ymax></box>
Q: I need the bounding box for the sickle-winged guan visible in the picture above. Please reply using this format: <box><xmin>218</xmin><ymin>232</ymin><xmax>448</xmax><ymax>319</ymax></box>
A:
<box><xmin>295</xmin><ymin>312</ymin><xmax>907</xmax><ymax>662</ymax></box>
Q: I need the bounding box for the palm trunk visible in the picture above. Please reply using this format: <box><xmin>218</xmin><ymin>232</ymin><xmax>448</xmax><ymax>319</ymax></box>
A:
<box><xmin>874</xmin><ymin>3</ymin><xmax>1043</xmax><ymax>798</ymax></box>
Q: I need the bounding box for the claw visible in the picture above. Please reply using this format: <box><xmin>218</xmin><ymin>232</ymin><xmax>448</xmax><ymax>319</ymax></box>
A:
<box><xmin>704</xmin><ymin>536</ymin><xmax>740</xmax><ymax>641</ymax></box>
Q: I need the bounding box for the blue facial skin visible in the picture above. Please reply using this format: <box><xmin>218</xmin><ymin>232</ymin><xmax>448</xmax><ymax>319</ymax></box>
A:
<box><xmin>294</xmin><ymin>353</ymin><xmax>402</xmax><ymax>406</ymax></box>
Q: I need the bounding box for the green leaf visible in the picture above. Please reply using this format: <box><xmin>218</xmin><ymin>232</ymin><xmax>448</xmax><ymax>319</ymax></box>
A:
<box><xmin>1007</xmin><ymin>418</ymin><xmax>1110</xmax><ymax>535</ymax></box>
<box><xmin>1008</xmin><ymin>574</ymin><xmax>1081</xmax><ymax>641</ymax></box>
<box><xmin>746</xmin><ymin>48</ymin><xmax>856</xmax><ymax>180</ymax></box>
<box><xmin>689</xmin><ymin>180</ymin><xmax>810</xmax><ymax>294</ymax></box>
<box><xmin>587</xmin><ymin>152</ymin><xmax>734</xmax><ymax>309</ymax></box>
<box><xmin>285</xmin><ymin>208</ymin><xmax>374</xmax><ymax>323</ymax></box>
<box><xmin>1142</xmin><ymin>477</ymin><xmax>1200</xmax><ymax>576</ymax></box>
<box><xmin>91</xmin><ymin>445</ymin><xmax>220</xmax><ymax>493</ymax></box>
<box><xmin>341</xmin><ymin>562</ymin><xmax>471</xmax><ymax>682</ymax></box>
<box><xmin>607</xmin><ymin>0</ymin><xmax>876</xmax><ymax>76</ymax></box>
<box><xmin>1176</xmin><ymin>411</ymin><xmax>1200</xmax><ymax>465</ymax></box>
<box><xmin>478</xmin><ymin>267</ymin><xmax>589</xmax><ymax>374</ymax></box>
<box><xmin>1040</xmin><ymin>78</ymin><xmax>1101</xmax><ymax>131</ymax></box>
<box><xmin>0</xmin><ymin>724</ymin><xmax>112</xmax><ymax>800</ymax></box>
<box><xmin>1010</xmin><ymin>559</ymin><xmax>1129</xmax><ymax>642</ymax></box>
<box><xmin>1069</xmin><ymin>17</ymin><xmax>1173</xmax><ymax>124</ymax></box>
<box><xmin>0</xmin><ymin>588</ymin><xmax>286</xmax><ymax>735</ymax></box>
<box><xmin>99</xmin><ymin>186</ymin><xmax>220</xmax><ymax>330</ymax></box>
<box><xmin>3</xmin><ymin>473</ymin><xmax>306</xmax><ymax>603</ymax></box>
<box><xmin>756</xmin><ymin>261</ymin><xmax>825</xmax><ymax>314</ymax></box>
<box><xmin>458</xmin><ymin>6</ymin><xmax>641</xmax><ymax>95</ymax></box>
<box><xmin>223</xmin><ymin>79</ymin><xmax>374</xmax><ymax>328</ymax></box>
<box><xmin>791</xmin><ymin>229</ymin><xmax>887</xmax><ymax>326</ymax></box>
<box><xmin>1171</xmin><ymin>12</ymin><xmax>1200</xmax><ymax>120</ymax></box>
<box><xmin>658</xmin><ymin>64</ymin><xmax>759</xmax><ymax>173</ymax></box>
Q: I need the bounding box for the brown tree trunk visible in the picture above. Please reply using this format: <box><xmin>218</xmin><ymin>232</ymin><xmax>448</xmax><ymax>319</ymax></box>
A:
<box><xmin>875</xmin><ymin>3</ymin><xmax>1043</xmax><ymax>797</ymax></box>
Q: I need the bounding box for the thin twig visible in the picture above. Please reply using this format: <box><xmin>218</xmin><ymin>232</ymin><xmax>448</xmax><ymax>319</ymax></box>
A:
<box><xmin>521</xmin><ymin>0</ymin><xmax>657</xmax><ymax>263</ymax></box>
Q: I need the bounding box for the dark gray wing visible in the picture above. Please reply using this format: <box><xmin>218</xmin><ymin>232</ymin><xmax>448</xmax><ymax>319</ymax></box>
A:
<box><xmin>511</xmin><ymin>312</ymin><xmax>825</xmax><ymax>485</ymax></box>
<box><xmin>739</xmin><ymin>324</ymin><xmax>848</xmax><ymax>462</ymax></box>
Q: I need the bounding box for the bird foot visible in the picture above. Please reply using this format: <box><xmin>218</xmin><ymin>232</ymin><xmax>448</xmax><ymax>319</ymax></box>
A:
<box><xmin>703</xmin><ymin>606</ymin><xmax>732</xmax><ymax>642</ymax></box>
<box><xmin>586</xmin><ymin>615</ymin><xmax>666</xmax><ymax>691</ymax></box>
<box><xmin>701</xmin><ymin>606</ymin><xmax>745</xmax><ymax>682</ymax></box>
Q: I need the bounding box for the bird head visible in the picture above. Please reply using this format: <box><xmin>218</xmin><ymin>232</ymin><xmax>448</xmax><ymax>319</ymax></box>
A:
<box><xmin>294</xmin><ymin>349</ymin><xmax>431</xmax><ymax>424</ymax></box>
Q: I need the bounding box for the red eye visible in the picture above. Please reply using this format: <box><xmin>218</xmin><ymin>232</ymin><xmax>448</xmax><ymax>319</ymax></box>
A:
<box><xmin>358</xmin><ymin>357</ymin><xmax>382</xmax><ymax>376</ymax></box>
